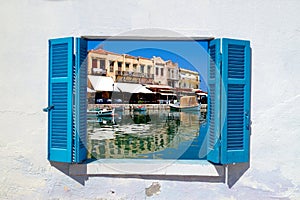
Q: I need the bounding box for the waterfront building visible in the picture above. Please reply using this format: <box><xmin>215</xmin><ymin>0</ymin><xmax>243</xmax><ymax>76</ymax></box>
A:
<box><xmin>88</xmin><ymin>48</ymin><xmax>201</xmax><ymax>102</ymax></box>
<box><xmin>88</xmin><ymin>49</ymin><xmax>154</xmax><ymax>84</ymax></box>
<box><xmin>179</xmin><ymin>68</ymin><xmax>200</xmax><ymax>89</ymax></box>
<box><xmin>153</xmin><ymin>56</ymin><xmax>167</xmax><ymax>85</ymax></box>
<box><xmin>166</xmin><ymin>60</ymin><xmax>180</xmax><ymax>88</ymax></box>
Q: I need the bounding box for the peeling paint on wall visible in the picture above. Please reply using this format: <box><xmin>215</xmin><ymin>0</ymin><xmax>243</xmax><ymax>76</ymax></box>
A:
<box><xmin>145</xmin><ymin>182</ymin><xmax>161</xmax><ymax>197</ymax></box>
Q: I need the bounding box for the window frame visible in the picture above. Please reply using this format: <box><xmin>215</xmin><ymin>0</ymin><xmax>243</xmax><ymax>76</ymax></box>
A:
<box><xmin>109</xmin><ymin>60</ymin><xmax>114</xmax><ymax>72</ymax></box>
<box><xmin>99</xmin><ymin>59</ymin><xmax>105</xmax><ymax>70</ymax></box>
<box><xmin>133</xmin><ymin>63</ymin><xmax>137</xmax><ymax>71</ymax></box>
<box><xmin>92</xmin><ymin>58</ymin><xmax>97</xmax><ymax>68</ymax></box>
<box><xmin>46</xmin><ymin>36</ymin><xmax>251</xmax><ymax>171</ymax></box>
<box><xmin>140</xmin><ymin>64</ymin><xmax>145</xmax><ymax>73</ymax></box>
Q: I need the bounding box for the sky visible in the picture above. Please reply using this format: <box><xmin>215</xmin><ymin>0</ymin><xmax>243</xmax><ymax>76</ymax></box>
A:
<box><xmin>87</xmin><ymin>40</ymin><xmax>209</xmax><ymax>91</ymax></box>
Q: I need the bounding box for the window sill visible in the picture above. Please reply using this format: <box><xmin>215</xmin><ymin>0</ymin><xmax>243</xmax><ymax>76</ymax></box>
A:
<box><xmin>69</xmin><ymin>159</ymin><xmax>225</xmax><ymax>177</ymax></box>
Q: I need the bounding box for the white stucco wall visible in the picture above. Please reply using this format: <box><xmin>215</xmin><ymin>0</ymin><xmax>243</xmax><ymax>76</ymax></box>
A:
<box><xmin>1</xmin><ymin>0</ymin><xmax>300</xmax><ymax>199</ymax></box>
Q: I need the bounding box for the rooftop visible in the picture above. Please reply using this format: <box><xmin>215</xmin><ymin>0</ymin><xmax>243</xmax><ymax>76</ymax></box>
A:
<box><xmin>89</xmin><ymin>48</ymin><xmax>199</xmax><ymax>74</ymax></box>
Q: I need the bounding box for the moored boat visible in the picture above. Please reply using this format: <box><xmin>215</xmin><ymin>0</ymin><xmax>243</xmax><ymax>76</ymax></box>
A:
<box><xmin>97</xmin><ymin>108</ymin><xmax>115</xmax><ymax>117</ymax></box>
<box><xmin>97</xmin><ymin>116</ymin><xmax>116</xmax><ymax>126</ymax></box>
<box><xmin>169</xmin><ymin>96</ymin><xmax>200</xmax><ymax>112</ymax></box>
<box><xmin>133</xmin><ymin>105</ymin><xmax>147</xmax><ymax>112</ymax></box>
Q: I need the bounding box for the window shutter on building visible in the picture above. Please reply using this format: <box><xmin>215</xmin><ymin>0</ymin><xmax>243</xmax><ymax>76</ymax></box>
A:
<box><xmin>220</xmin><ymin>38</ymin><xmax>251</xmax><ymax>164</ymax></box>
<box><xmin>207</xmin><ymin>39</ymin><xmax>222</xmax><ymax>164</ymax></box>
<box><xmin>207</xmin><ymin>38</ymin><xmax>251</xmax><ymax>164</ymax></box>
<box><xmin>73</xmin><ymin>38</ymin><xmax>88</xmax><ymax>163</ymax></box>
<box><xmin>47</xmin><ymin>37</ymin><xmax>74</xmax><ymax>162</ymax></box>
<box><xmin>47</xmin><ymin>37</ymin><xmax>87</xmax><ymax>163</ymax></box>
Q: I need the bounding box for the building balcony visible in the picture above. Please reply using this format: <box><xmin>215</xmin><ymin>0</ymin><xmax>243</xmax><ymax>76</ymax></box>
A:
<box><xmin>180</xmin><ymin>79</ymin><xmax>199</xmax><ymax>84</ymax></box>
<box><xmin>167</xmin><ymin>76</ymin><xmax>179</xmax><ymax>81</ymax></box>
<box><xmin>92</xmin><ymin>68</ymin><xmax>107</xmax><ymax>76</ymax></box>
<box><xmin>144</xmin><ymin>73</ymin><xmax>155</xmax><ymax>78</ymax></box>
<box><xmin>115</xmin><ymin>70</ymin><xmax>154</xmax><ymax>79</ymax></box>
<box><xmin>115</xmin><ymin>70</ymin><xmax>154</xmax><ymax>84</ymax></box>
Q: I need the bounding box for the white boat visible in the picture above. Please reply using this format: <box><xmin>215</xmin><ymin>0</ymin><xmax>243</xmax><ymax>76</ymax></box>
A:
<box><xmin>97</xmin><ymin>108</ymin><xmax>115</xmax><ymax>117</ymax></box>
<box><xmin>133</xmin><ymin>105</ymin><xmax>147</xmax><ymax>112</ymax></box>
<box><xmin>169</xmin><ymin>96</ymin><xmax>200</xmax><ymax>112</ymax></box>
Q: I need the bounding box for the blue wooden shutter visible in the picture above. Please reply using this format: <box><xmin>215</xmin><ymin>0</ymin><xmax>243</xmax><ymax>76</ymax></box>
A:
<box><xmin>220</xmin><ymin>39</ymin><xmax>251</xmax><ymax>164</ymax></box>
<box><xmin>48</xmin><ymin>37</ymin><xmax>74</xmax><ymax>162</ymax></box>
<box><xmin>207</xmin><ymin>39</ymin><xmax>222</xmax><ymax>164</ymax></box>
<box><xmin>73</xmin><ymin>38</ymin><xmax>87</xmax><ymax>163</ymax></box>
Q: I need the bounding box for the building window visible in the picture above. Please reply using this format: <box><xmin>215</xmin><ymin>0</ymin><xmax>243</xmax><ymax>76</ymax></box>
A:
<box><xmin>133</xmin><ymin>64</ymin><xmax>137</xmax><ymax>71</ymax></box>
<box><xmin>161</xmin><ymin>68</ymin><xmax>164</xmax><ymax>76</ymax></box>
<box><xmin>92</xmin><ymin>59</ymin><xmax>97</xmax><ymax>68</ymax></box>
<box><xmin>125</xmin><ymin>63</ymin><xmax>130</xmax><ymax>69</ymax></box>
<box><xmin>156</xmin><ymin>67</ymin><xmax>159</xmax><ymax>76</ymax></box>
<box><xmin>140</xmin><ymin>65</ymin><xmax>145</xmax><ymax>73</ymax></box>
<box><xmin>147</xmin><ymin>65</ymin><xmax>151</xmax><ymax>74</ymax></box>
<box><xmin>118</xmin><ymin>62</ymin><xmax>122</xmax><ymax>71</ymax></box>
<box><xmin>109</xmin><ymin>61</ymin><xmax>114</xmax><ymax>72</ymax></box>
<box><xmin>99</xmin><ymin>59</ymin><xmax>105</xmax><ymax>70</ymax></box>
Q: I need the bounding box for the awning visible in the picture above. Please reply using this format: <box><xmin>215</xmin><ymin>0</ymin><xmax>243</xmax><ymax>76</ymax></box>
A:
<box><xmin>160</xmin><ymin>89</ymin><xmax>173</xmax><ymax>92</ymax></box>
<box><xmin>133</xmin><ymin>86</ymin><xmax>153</xmax><ymax>93</ymax></box>
<box><xmin>196</xmin><ymin>92</ymin><xmax>207</xmax><ymax>96</ymax></box>
<box><xmin>87</xmin><ymin>87</ymin><xmax>96</xmax><ymax>93</ymax></box>
<box><xmin>88</xmin><ymin>75</ymin><xmax>118</xmax><ymax>92</ymax></box>
<box><xmin>146</xmin><ymin>85</ymin><xmax>173</xmax><ymax>89</ymax></box>
<box><xmin>115</xmin><ymin>83</ymin><xmax>153</xmax><ymax>94</ymax></box>
<box><xmin>160</xmin><ymin>93</ymin><xmax>177</xmax><ymax>96</ymax></box>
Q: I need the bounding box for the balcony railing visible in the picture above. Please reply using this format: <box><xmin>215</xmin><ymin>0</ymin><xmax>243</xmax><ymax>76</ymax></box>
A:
<box><xmin>92</xmin><ymin>68</ymin><xmax>107</xmax><ymax>75</ymax></box>
<box><xmin>167</xmin><ymin>73</ymin><xmax>179</xmax><ymax>80</ymax></box>
<box><xmin>167</xmin><ymin>77</ymin><xmax>179</xmax><ymax>81</ymax></box>
<box><xmin>115</xmin><ymin>70</ymin><xmax>154</xmax><ymax>79</ymax></box>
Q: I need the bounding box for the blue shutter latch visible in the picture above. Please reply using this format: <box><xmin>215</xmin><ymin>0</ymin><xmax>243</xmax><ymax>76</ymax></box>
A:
<box><xmin>43</xmin><ymin>105</ymin><xmax>54</xmax><ymax>112</ymax></box>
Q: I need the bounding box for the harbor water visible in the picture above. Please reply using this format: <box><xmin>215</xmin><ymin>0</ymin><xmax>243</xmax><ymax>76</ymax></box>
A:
<box><xmin>87</xmin><ymin>109</ymin><xmax>207</xmax><ymax>160</ymax></box>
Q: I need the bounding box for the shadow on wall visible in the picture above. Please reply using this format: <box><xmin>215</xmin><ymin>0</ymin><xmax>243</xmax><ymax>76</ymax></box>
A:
<box><xmin>50</xmin><ymin>162</ymin><xmax>88</xmax><ymax>185</ymax></box>
<box><xmin>227</xmin><ymin>162</ymin><xmax>250</xmax><ymax>188</ymax></box>
<box><xmin>50</xmin><ymin>161</ymin><xmax>249</xmax><ymax>187</ymax></box>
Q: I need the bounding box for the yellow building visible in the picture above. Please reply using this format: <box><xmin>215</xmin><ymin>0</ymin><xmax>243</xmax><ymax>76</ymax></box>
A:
<box><xmin>88</xmin><ymin>48</ymin><xmax>199</xmax><ymax>90</ymax></box>
<box><xmin>88</xmin><ymin>49</ymin><xmax>154</xmax><ymax>84</ymax></box>
<box><xmin>179</xmin><ymin>68</ymin><xmax>200</xmax><ymax>89</ymax></box>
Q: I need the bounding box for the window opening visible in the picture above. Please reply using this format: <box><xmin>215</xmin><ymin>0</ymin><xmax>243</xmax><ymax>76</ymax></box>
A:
<box><xmin>86</xmin><ymin>39</ymin><xmax>209</xmax><ymax>161</ymax></box>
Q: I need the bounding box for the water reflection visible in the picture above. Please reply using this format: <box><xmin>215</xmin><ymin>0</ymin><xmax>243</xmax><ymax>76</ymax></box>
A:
<box><xmin>87</xmin><ymin>110</ymin><xmax>206</xmax><ymax>160</ymax></box>
<box><xmin>131</xmin><ymin>111</ymin><xmax>151</xmax><ymax>124</ymax></box>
